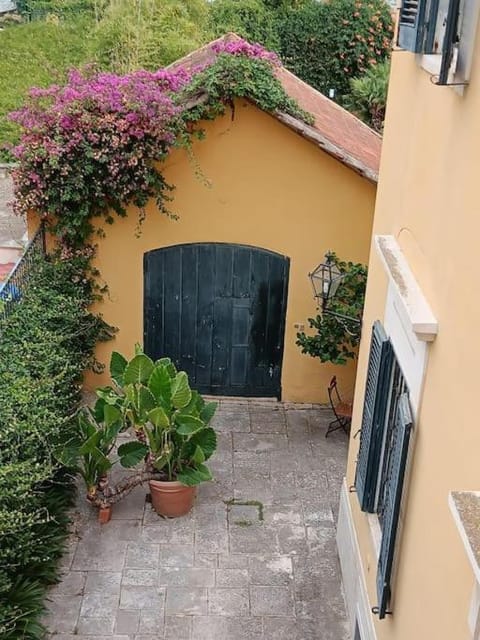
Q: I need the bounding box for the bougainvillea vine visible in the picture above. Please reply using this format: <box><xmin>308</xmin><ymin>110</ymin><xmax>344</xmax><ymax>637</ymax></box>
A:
<box><xmin>10</xmin><ymin>39</ymin><xmax>311</xmax><ymax>249</ymax></box>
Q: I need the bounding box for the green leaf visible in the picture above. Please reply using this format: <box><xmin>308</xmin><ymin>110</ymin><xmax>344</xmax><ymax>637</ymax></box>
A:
<box><xmin>171</xmin><ymin>371</ymin><xmax>192</xmax><ymax>409</ymax></box>
<box><xmin>110</xmin><ymin>351</ymin><xmax>128</xmax><ymax>384</ymax></box>
<box><xmin>148</xmin><ymin>365</ymin><xmax>172</xmax><ymax>405</ymax></box>
<box><xmin>96</xmin><ymin>386</ymin><xmax>120</xmax><ymax>405</ymax></box>
<box><xmin>103</xmin><ymin>404</ymin><xmax>122</xmax><ymax>428</ymax></box>
<box><xmin>123</xmin><ymin>354</ymin><xmax>155</xmax><ymax>384</ymax></box>
<box><xmin>118</xmin><ymin>441</ymin><xmax>149</xmax><ymax>468</ymax></box>
<box><xmin>92</xmin><ymin>448</ymin><xmax>113</xmax><ymax>475</ymax></box>
<box><xmin>179</xmin><ymin>390</ymin><xmax>202</xmax><ymax>415</ymax></box>
<box><xmin>103</xmin><ymin>420</ymin><xmax>124</xmax><ymax>446</ymax></box>
<box><xmin>79</xmin><ymin>429</ymin><xmax>103</xmax><ymax>455</ymax></box>
<box><xmin>176</xmin><ymin>415</ymin><xmax>204</xmax><ymax>436</ymax></box>
<box><xmin>78</xmin><ymin>411</ymin><xmax>96</xmax><ymax>439</ymax></box>
<box><xmin>92</xmin><ymin>397</ymin><xmax>106</xmax><ymax>422</ymax></box>
<box><xmin>192</xmin><ymin>444</ymin><xmax>205</xmax><ymax>465</ymax></box>
<box><xmin>124</xmin><ymin>383</ymin><xmax>136</xmax><ymax>406</ymax></box>
<box><xmin>144</xmin><ymin>425</ymin><xmax>162</xmax><ymax>454</ymax></box>
<box><xmin>134</xmin><ymin>343</ymin><xmax>144</xmax><ymax>355</ymax></box>
<box><xmin>148</xmin><ymin>406</ymin><xmax>170</xmax><ymax>428</ymax></box>
<box><xmin>54</xmin><ymin>437</ymin><xmax>82</xmax><ymax>467</ymax></box>
<box><xmin>138</xmin><ymin>387</ymin><xmax>156</xmax><ymax>418</ymax></box>
<box><xmin>156</xmin><ymin>357</ymin><xmax>177</xmax><ymax>378</ymax></box>
<box><xmin>200</xmin><ymin>401</ymin><xmax>217</xmax><ymax>426</ymax></box>
<box><xmin>176</xmin><ymin>464</ymin><xmax>213</xmax><ymax>486</ymax></box>
<box><xmin>153</xmin><ymin>451</ymin><xmax>172</xmax><ymax>471</ymax></box>
<box><xmin>189</xmin><ymin>427</ymin><xmax>217</xmax><ymax>460</ymax></box>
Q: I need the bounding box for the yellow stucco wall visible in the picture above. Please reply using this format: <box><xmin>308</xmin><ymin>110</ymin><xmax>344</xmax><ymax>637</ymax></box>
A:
<box><xmin>345</xmin><ymin>37</ymin><xmax>480</xmax><ymax>640</ymax></box>
<box><xmin>76</xmin><ymin>100</ymin><xmax>376</xmax><ymax>402</ymax></box>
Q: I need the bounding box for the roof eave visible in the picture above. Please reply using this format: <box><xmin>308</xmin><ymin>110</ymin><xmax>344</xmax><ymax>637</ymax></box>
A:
<box><xmin>275</xmin><ymin>111</ymin><xmax>378</xmax><ymax>184</ymax></box>
<box><xmin>179</xmin><ymin>92</ymin><xmax>378</xmax><ymax>184</ymax></box>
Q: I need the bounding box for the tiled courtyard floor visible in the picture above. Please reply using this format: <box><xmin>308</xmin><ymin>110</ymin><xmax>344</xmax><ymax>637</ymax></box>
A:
<box><xmin>45</xmin><ymin>399</ymin><xmax>349</xmax><ymax>640</ymax></box>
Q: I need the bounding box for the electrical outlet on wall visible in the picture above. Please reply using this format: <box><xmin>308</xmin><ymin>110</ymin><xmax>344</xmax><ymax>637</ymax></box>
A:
<box><xmin>293</xmin><ymin>322</ymin><xmax>305</xmax><ymax>331</ymax></box>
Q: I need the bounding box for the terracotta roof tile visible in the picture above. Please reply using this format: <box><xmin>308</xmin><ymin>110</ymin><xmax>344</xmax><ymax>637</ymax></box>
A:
<box><xmin>276</xmin><ymin>67</ymin><xmax>381</xmax><ymax>177</ymax></box>
<box><xmin>0</xmin><ymin>262</ymin><xmax>15</xmax><ymax>283</ymax></box>
<box><xmin>169</xmin><ymin>34</ymin><xmax>381</xmax><ymax>182</ymax></box>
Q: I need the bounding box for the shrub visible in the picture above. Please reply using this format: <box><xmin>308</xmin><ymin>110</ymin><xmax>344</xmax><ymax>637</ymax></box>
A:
<box><xmin>0</xmin><ymin>16</ymin><xmax>94</xmax><ymax>160</ymax></box>
<box><xmin>89</xmin><ymin>0</ymin><xmax>210</xmax><ymax>73</ymax></box>
<box><xmin>0</xmin><ymin>252</ymin><xmax>110</xmax><ymax>639</ymax></box>
<box><xmin>277</xmin><ymin>0</ymin><xmax>393</xmax><ymax>101</ymax></box>
<box><xmin>296</xmin><ymin>254</ymin><xmax>367</xmax><ymax>365</ymax></box>
<box><xmin>208</xmin><ymin>0</ymin><xmax>279</xmax><ymax>50</ymax></box>
<box><xmin>344</xmin><ymin>60</ymin><xmax>390</xmax><ymax>132</ymax></box>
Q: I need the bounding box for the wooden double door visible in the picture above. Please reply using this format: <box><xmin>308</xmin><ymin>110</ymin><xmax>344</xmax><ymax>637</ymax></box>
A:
<box><xmin>144</xmin><ymin>243</ymin><xmax>289</xmax><ymax>398</ymax></box>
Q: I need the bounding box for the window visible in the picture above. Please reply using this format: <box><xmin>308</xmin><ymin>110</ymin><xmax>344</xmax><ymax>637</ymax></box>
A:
<box><xmin>376</xmin><ymin>359</ymin><xmax>408</xmax><ymax>524</ymax></box>
<box><xmin>354</xmin><ymin>321</ymin><xmax>414</xmax><ymax>619</ymax></box>
<box><xmin>397</xmin><ymin>0</ymin><xmax>480</xmax><ymax>85</ymax></box>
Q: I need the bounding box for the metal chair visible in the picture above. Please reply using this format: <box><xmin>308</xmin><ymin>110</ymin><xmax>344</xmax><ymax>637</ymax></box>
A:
<box><xmin>326</xmin><ymin>376</ymin><xmax>352</xmax><ymax>437</ymax></box>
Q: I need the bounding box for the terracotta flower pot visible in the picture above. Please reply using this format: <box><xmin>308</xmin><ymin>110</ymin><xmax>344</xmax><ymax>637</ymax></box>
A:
<box><xmin>149</xmin><ymin>480</ymin><xmax>197</xmax><ymax>517</ymax></box>
<box><xmin>98</xmin><ymin>504</ymin><xmax>112</xmax><ymax>524</ymax></box>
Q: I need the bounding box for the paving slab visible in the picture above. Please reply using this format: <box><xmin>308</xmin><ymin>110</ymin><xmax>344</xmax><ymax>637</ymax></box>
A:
<box><xmin>45</xmin><ymin>401</ymin><xmax>349</xmax><ymax>639</ymax></box>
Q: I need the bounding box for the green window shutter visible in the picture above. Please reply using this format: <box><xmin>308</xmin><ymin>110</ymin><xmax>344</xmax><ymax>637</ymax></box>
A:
<box><xmin>354</xmin><ymin>321</ymin><xmax>393</xmax><ymax>513</ymax></box>
<box><xmin>398</xmin><ymin>0</ymin><xmax>427</xmax><ymax>52</ymax></box>
<box><xmin>374</xmin><ymin>394</ymin><xmax>413</xmax><ymax>620</ymax></box>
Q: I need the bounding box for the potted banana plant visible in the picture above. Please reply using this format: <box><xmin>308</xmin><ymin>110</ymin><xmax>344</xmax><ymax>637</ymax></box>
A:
<box><xmin>58</xmin><ymin>347</ymin><xmax>218</xmax><ymax>520</ymax></box>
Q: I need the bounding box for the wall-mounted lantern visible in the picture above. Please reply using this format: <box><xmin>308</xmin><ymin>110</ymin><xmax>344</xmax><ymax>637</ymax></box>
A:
<box><xmin>308</xmin><ymin>252</ymin><xmax>361</xmax><ymax>326</ymax></box>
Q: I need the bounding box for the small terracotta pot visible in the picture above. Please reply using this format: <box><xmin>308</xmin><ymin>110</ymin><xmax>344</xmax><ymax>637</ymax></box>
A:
<box><xmin>98</xmin><ymin>504</ymin><xmax>112</xmax><ymax>524</ymax></box>
<box><xmin>149</xmin><ymin>480</ymin><xmax>197</xmax><ymax>517</ymax></box>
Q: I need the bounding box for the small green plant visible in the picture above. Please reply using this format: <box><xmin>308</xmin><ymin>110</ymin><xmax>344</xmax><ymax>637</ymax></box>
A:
<box><xmin>296</xmin><ymin>253</ymin><xmax>367</xmax><ymax>365</ymax></box>
<box><xmin>344</xmin><ymin>60</ymin><xmax>390</xmax><ymax>132</ymax></box>
<box><xmin>59</xmin><ymin>347</ymin><xmax>218</xmax><ymax>508</ymax></box>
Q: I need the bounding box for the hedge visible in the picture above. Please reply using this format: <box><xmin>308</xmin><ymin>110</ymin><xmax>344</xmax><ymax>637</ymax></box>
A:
<box><xmin>0</xmin><ymin>252</ymin><xmax>109</xmax><ymax>638</ymax></box>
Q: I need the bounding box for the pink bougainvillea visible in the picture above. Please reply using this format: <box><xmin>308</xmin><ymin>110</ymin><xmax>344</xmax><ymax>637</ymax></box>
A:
<box><xmin>9</xmin><ymin>38</ymin><xmax>301</xmax><ymax>247</ymax></box>
<box><xmin>211</xmin><ymin>39</ymin><xmax>280</xmax><ymax>65</ymax></box>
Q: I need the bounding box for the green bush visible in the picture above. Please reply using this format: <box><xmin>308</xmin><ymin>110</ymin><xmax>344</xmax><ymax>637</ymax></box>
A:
<box><xmin>296</xmin><ymin>254</ymin><xmax>367</xmax><ymax>365</ymax></box>
<box><xmin>89</xmin><ymin>0</ymin><xmax>210</xmax><ymax>73</ymax></box>
<box><xmin>344</xmin><ymin>59</ymin><xmax>390</xmax><ymax>132</ymax></box>
<box><xmin>0</xmin><ymin>16</ymin><xmax>94</xmax><ymax>159</ymax></box>
<box><xmin>0</xmin><ymin>252</ymin><xmax>109</xmax><ymax>638</ymax></box>
<box><xmin>277</xmin><ymin>0</ymin><xmax>393</xmax><ymax>102</ymax></box>
<box><xmin>208</xmin><ymin>0</ymin><xmax>279</xmax><ymax>50</ymax></box>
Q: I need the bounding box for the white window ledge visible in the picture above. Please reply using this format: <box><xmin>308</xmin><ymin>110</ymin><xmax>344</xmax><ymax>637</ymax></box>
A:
<box><xmin>449</xmin><ymin>491</ymin><xmax>480</xmax><ymax>585</ymax></box>
<box><xmin>419</xmin><ymin>53</ymin><xmax>442</xmax><ymax>77</ymax></box>
<box><xmin>449</xmin><ymin>491</ymin><xmax>480</xmax><ymax>638</ymax></box>
<box><xmin>375</xmin><ymin>236</ymin><xmax>438</xmax><ymax>342</ymax></box>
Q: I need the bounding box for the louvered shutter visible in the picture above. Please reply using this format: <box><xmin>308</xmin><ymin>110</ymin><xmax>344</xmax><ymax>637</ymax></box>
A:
<box><xmin>354</xmin><ymin>321</ymin><xmax>392</xmax><ymax>512</ymax></box>
<box><xmin>375</xmin><ymin>394</ymin><xmax>413</xmax><ymax>619</ymax></box>
<box><xmin>398</xmin><ymin>0</ymin><xmax>427</xmax><ymax>52</ymax></box>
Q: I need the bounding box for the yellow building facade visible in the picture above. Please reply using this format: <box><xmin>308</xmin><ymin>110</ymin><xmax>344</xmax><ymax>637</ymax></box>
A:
<box><xmin>70</xmin><ymin>97</ymin><xmax>377</xmax><ymax>403</ymax></box>
<box><xmin>337</xmin><ymin>7</ymin><xmax>480</xmax><ymax>640</ymax></box>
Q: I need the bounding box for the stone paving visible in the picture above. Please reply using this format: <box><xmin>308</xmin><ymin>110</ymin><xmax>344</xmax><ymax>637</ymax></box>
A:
<box><xmin>45</xmin><ymin>399</ymin><xmax>349</xmax><ymax>640</ymax></box>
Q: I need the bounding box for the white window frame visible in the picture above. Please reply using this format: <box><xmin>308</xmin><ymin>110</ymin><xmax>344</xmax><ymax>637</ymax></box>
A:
<box><xmin>366</xmin><ymin>235</ymin><xmax>438</xmax><ymax>556</ymax></box>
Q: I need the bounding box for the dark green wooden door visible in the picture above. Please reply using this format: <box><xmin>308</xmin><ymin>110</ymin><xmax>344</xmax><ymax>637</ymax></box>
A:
<box><xmin>144</xmin><ymin>243</ymin><xmax>289</xmax><ymax>398</ymax></box>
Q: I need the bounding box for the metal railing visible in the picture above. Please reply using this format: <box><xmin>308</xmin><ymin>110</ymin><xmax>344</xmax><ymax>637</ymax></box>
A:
<box><xmin>0</xmin><ymin>223</ymin><xmax>46</xmax><ymax>322</ymax></box>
